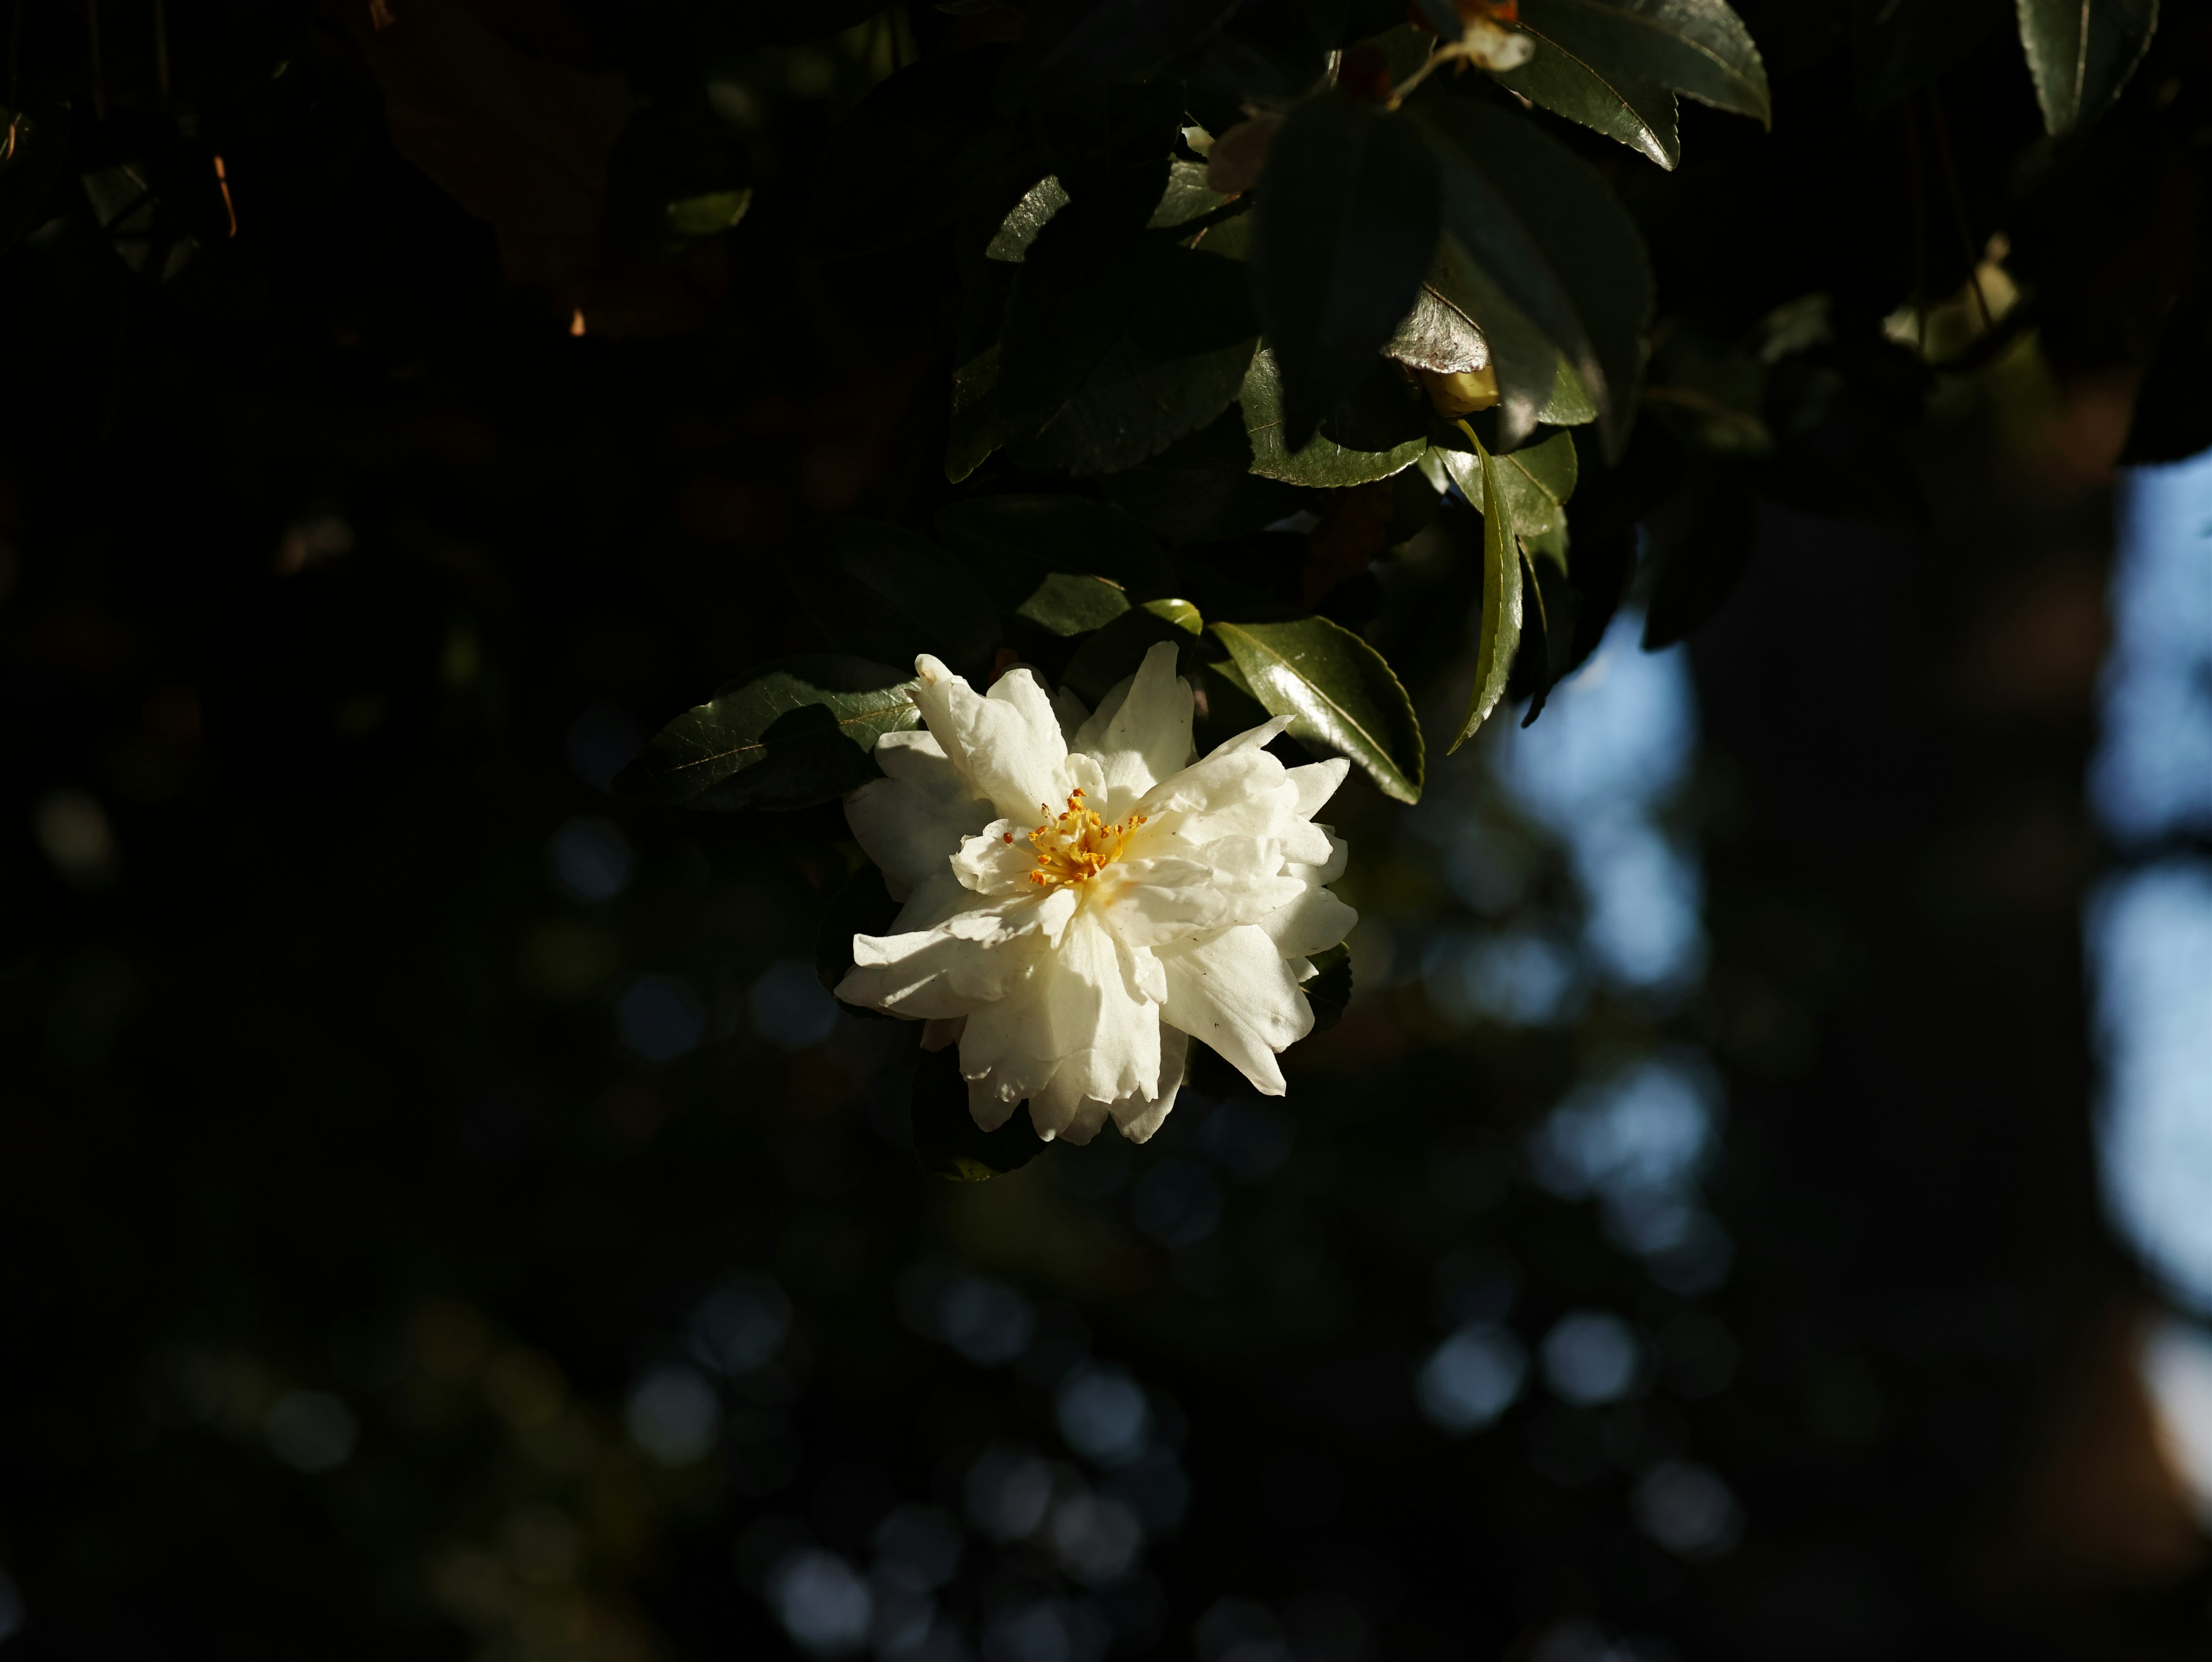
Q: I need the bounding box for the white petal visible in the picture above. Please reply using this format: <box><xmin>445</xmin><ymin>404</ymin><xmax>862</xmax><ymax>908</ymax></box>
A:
<box><xmin>1286</xmin><ymin>757</ymin><xmax>1350</xmax><ymax>821</ymax></box>
<box><xmin>844</xmin><ymin>730</ymin><xmax>992</xmax><ymax>902</ymax></box>
<box><xmin>1201</xmin><ymin>713</ymin><xmax>1294</xmax><ymax>760</ymax></box>
<box><xmin>1158</xmin><ymin>923</ymin><xmax>1311</xmax><ymax>1096</ymax></box>
<box><xmin>1090</xmin><ymin>855</ymin><xmax>1230</xmax><ymax>948</ymax></box>
<box><xmin>953</xmin><ymin>819</ymin><xmax>1040</xmax><ymax>894</ymax></box>
<box><xmin>957</xmin><ymin>911</ymin><xmax>1156</xmax><ymax>1110</ymax></box>
<box><xmin>837</xmin><ymin>895</ymin><xmax>1047</xmax><ymax>1018</ymax></box>
<box><xmin>910</xmin><ymin>656</ymin><xmax>1071</xmax><ymax>822</ymax></box>
<box><xmin>1071</xmin><ymin>642</ymin><xmax>1193</xmax><ymax>810</ymax></box>
<box><xmin>1112</xmin><ymin>1025</ymin><xmax>1190</xmax><ymax>1144</ymax></box>
<box><xmin>1289</xmin><ymin>827</ymin><xmax>1350</xmax><ymax>887</ymax></box>
<box><xmin>1257</xmin><ymin>884</ymin><xmax>1358</xmax><ymax>960</ymax></box>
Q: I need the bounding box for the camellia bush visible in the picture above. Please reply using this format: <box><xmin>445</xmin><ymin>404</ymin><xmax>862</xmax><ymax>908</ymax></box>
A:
<box><xmin>610</xmin><ymin>0</ymin><xmax>2167</xmax><ymax>1173</ymax></box>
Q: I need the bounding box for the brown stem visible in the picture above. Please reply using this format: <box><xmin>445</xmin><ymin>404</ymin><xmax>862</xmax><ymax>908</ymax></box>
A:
<box><xmin>1926</xmin><ymin>88</ymin><xmax>1993</xmax><ymax>332</ymax></box>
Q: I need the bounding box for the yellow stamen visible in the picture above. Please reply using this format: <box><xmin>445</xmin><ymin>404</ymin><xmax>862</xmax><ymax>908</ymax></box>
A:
<box><xmin>1025</xmin><ymin>789</ymin><xmax>1146</xmax><ymax>889</ymax></box>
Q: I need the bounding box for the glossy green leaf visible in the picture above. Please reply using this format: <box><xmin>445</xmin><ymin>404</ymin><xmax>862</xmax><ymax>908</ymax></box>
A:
<box><xmin>1414</xmin><ymin>98</ymin><xmax>1653</xmax><ymax>460</ymax></box>
<box><xmin>1241</xmin><ymin>349</ymin><xmax>1430</xmax><ymax>488</ymax></box>
<box><xmin>783</xmin><ymin>520</ymin><xmax>999</xmax><ymax>683</ymax></box>
<box><xmin>912</xmin><ymin>1043</ymin><xmax>1043</xmax><ymax>1180</ymax></box>
<box><xmin>986</xmin><ymin>175</ymin><xmax>1070</xmax><ymax>261</ymax></box>
<box><xmin>816</xmin><ymin>861</ymin><xmax>903</xmax><ymax>1021</ymax></box>
<box><xmin>1442</xmin><ymin>429</ymin><xmax>1579</xmax><ymax>567</ymax></box>
<box><xmin>0</xmin><ymin>106</ymin><xmax>70</xmax><ymax>253</ymax></box>
<box><xmin>2017</xmin><ymin>0</ymin><xmax>2158</xmax><ymax>136</ymax></box>
<box><xmin>1211</xmin><ymin>616</ymin><xmax>1426</xmax><ymax>803</ymax></box>
<box><xmin>1062</xmin><ymin>598</ymin><xmax>1205</xmax><ymax>706</ymax></box>
<box><xmin>1423</xmin><ymin>237</ymin><xmax>1597</xmax><ymax>445</ymax></box>
<box><xmin>1251</xmin><ymin>93</ymin><xmax>1440</xmax><ymax>449</ymax></box>
<box><xmin>1510</xmin><ymin>1</ymin><xmax>1769</xmax><ymax>128</ymax></box>
<box><xmin>1451</xmin><ymin>431</ymin><xmax>1525</xmax><ymax>751</ymax></box>
<box><xmin>1493</xmin><ymin>40</ymin><xmax>1681</xmax><ymax>169</ymax></box>
<box><xmin>617</xmin><ymin>656</ymin><xmax>920</xmax><ymax>813</ymax></box>
<box><xmin>1149</xmin><ymin>159</ymin><xmax>1227</xmax><ymax>231</ymax></box>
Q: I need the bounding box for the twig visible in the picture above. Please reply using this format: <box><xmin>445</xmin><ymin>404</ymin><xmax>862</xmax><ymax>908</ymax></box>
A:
<box><xmin>1926</xmin><ymin>88</ymin><xmax>1993</xmax><ymax>332</ymax></box>
<box><xmin>213</xmin><ymin>154</ymin><xmax>237</xmax><ymax>237</ymax></box>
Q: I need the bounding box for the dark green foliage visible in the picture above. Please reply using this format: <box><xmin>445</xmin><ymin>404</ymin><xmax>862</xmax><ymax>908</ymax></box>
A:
<box><xmin>1414</xmin><ymin>97</ymin><xmax>1653</xmax><ymax>459</ymax></box>
<box><xmin>1251</xmin><ymin>94</ymin><xmax>1441</xmax><ymax>449</ymax></box>
<box><xmin>805</xmin><ymin>47</ymin><xmax>1031</xmax><ymax>260</ymax></box>
<box><xmin>912</xmin><ymin>1043</ymin><xmax>1045</xmax><ymax>1178</ymax></box>
<box><xmin>783</xmin><ymin>520</ymin><xmax>999</xmax><ymax>683</ymax></box>
<box><xmin>617</xmin><ymin>657</ymin><xmax>919</xmax><ymax>812</ymax></box>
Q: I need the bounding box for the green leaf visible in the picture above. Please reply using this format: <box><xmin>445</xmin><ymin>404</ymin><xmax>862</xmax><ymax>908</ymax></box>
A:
<box><xmin>1493</xmin><ymin>39</ymin><xmax>1681</xmax><ymax>169</ymax></box>
<box><xmin>664</xmin><ymin>187</ymin><xmax>751</xmax><ymax>238</ymax></box>
<box><xmin>1001</xmin><ymin>239</ymin><xmax>1261</xmax><ymax>475</ymax></box>
<box><xmin>986</xmin><ymin>175</ymin><xmax>1070</xmax><ymax>261</ymax></box>
<box><xmin>934</xmin><ymin>494</ymin><xmax>1179</xmax><ymax>615</ymax></box>
<box><xmin>815</xmin><ymin>861</ymin><xmax>904</xmax><ymax>1021</ymax></box>
<box><xmin>1304</xmin><ymin>942</ymin><xmax>1353</xmax><ymax>1035</ymax></box>
<box><xmin>912</xmin><ymin>1043</ymin><xmax>1043</xmax><ymax>1180</ymax></box>
<box><xmin>2016</xmin><ymin>0</ymin><xmax>2158</xmax><ymax>136</ymax></box>
<box><xmin>1251</xmin><ymin>93</ymin><xmax>1441</xmax><ymax>449</ymax></box>
<box><xmin>1099</xmin><ymin>403</ymin><xmax>1308</xmax><ymax>546</ymax></box>
<box><xmin>946</xmin><ymin>260</ymin><xmax>1017</xmax><ymax>484</ymax></box>
<box><xmin>1506</xmin><ymin>0</ymin><xmax>1771</xmax><ymax>140</ymax></box>
<box><xmin>1062</xmin><ymin>598</ymin><xmax>1205</xmax><ymax>706</ymax></box>
<box><xmin>1450</xmin><ymin>430</ymin><xmax>1525</xmax><ymax>751</ymax></box>
<box><xmin>1241</xmin><ymin>348</ymin><xmax>1431</xmax><ymax>488</ymax></box>
<box><xmin>1211</xmin><ymin>616</ymin><xmax>1426</xmax><ymax>803</ymax></box>
<box><xmin>1423</xmin><ymin>237</ymin><xmax>1597</xmax><ymax>444</ymax></box>
<box><xmin>616</xmin><ymin>656</ymin><xmax>920</xmax><ymax>812</ymax></box>
<box><xmin>0</xmin><ymin>105</ymin><xmax>70</xmax><ymax>254</ymax></box>
<box><xmin>1413</xmin><ymin>98</ymin><xmax>1654</xmax><ymax>460</ymax></box>
<box><xmin>1148</xmin><ymin>159</ymin><xmax>1227</xmax><ymax>231</ymax></box>
<box><xmin>783</xmin><ymin>520</ymin><xmax>999</xmax><ymax>682</ymax></box>
<box><xmin>1442</xmin><ymin>428</ymin><xmax>1579</xmax><ymax>566</ymax></box>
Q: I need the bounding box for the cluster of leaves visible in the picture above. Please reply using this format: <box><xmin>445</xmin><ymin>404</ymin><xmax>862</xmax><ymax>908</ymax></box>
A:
<box><xmin>608</xmin><ymin>0</ymin><xmax>2175</xmax><ymax>1168</ymax></box>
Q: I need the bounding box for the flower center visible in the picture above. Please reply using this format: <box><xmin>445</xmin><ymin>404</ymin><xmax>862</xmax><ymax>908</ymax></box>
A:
<box><xmin>1024</xmin><ymin>788</ymin><xmax>1144</xmax><ymax>889</ymax></box>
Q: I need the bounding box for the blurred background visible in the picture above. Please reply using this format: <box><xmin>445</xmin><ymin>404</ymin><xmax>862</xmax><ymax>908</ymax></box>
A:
<box><xmin>7</xmin><ymin>3</ymin><xmax>2212</xmax><ymax>1660</ymax></box>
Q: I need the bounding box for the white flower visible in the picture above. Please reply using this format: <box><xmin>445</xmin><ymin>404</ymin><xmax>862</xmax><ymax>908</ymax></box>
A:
<box><xmin>836</xmin><ymin>642</ymin><xmax>1357</xmax><ymax>1146</ymax></box>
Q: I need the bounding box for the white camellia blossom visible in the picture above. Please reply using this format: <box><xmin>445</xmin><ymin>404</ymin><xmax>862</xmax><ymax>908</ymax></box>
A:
<box><xmin>836</xmin><ymin>642</ymin><xmax>1357</xmax><ymax>1146</ymax></box>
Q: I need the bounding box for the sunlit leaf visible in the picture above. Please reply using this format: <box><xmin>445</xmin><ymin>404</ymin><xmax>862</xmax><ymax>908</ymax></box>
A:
<box><xmin>1241</xmin><ymin>349</ymin><xmax>1430</xmax><ymax>488</ymax></box>
<box><xmin>2016</xmin><ymin>0</ymin><xmax>2158</xmax><ymax>136</ymax></box>
<box><xmin>1212</xmin><ymin>616</ymin><xmax>1426</xmax><ymax>803</ymax></box>
<box><xmin>1505</xmin><ymin>0</ymin><xmax>1770</xmax><ymax>146</ymax></box>
<box><xmin>1450</xmin><ymin>430</ymin><xmax>1524</xmax><ymax>751</ymax></box>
